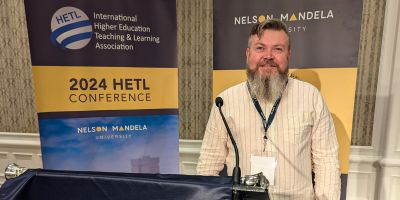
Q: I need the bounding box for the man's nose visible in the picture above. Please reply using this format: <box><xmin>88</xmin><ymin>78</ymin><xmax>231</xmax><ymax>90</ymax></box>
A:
<box><xmin>262</xmin><ymin>49</ymin><xmax>273</xmax><ymax>60</ymax></box>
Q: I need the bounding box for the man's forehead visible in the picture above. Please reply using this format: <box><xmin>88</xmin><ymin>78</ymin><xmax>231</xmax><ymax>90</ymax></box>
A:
<box><xmin>250</xmin><ymin>35</ymin><xmax>288</xmax><ymax>45</ymax></box>
<box><xmin>250</xmin><ymin>31</ymin><xmax>288</xmax><ymax>44</ymax></box>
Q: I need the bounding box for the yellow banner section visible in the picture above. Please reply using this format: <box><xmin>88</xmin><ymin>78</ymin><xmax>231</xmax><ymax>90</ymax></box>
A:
<box><xmin>213</xmin><ymin>68</ymin><xmax>357</xmax><ymax>173</ymax></box>
<box><xmin>33</xmin><ymin>66</ymin><xmax>178</xmax><ymax>112</ymax></box>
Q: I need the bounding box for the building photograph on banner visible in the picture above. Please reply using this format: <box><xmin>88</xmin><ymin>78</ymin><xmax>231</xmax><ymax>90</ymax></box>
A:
<box><xmin>212</xmin><ymin>0</ymin><xmax>362</xmax><ymax>199</ymax></box>
<box><xmin>24</xmin><ymin>0</ymin><xmax>179</xmax><ymax>174</ymax></box>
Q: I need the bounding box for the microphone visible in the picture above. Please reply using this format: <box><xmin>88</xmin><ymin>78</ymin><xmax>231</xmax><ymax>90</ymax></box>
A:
<box><xmin>216</xmin><ymin>97</ymin><xmax>270</xmax><ymax>200</ymax></box>
<box><xmin>215</xmin><ymin>97</ymin><xmax>241</xmax><ymax>186</ymax></box>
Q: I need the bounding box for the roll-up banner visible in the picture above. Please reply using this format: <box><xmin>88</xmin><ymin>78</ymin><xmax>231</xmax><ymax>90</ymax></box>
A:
<box><xmin>24</xmin><ymin>0</ymin><xmax>179</xmax><ymax>174</ymax></box>
<box><xmin>214</xmin><ymin>0</ymin><xmax>362</xmax><ymax>198</ymax></box>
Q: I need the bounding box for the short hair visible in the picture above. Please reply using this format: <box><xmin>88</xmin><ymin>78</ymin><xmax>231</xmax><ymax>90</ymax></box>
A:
<box><xmin>248</xmin><ymin>19</ymin><xmax>291</xmax><ymax>49</ymax></box>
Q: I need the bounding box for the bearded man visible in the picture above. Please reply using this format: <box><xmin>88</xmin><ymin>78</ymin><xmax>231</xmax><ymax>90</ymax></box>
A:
<box><xmin>197</xmin><ymin>19</ymin><xmax>341</xmax><ymax>200</ymax></box>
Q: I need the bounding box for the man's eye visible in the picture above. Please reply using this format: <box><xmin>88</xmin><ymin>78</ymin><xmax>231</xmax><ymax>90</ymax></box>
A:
<box><xmin>255</xmin><ymin>46</ymin><xmax>264</xmax><ymax>51</ymax></box>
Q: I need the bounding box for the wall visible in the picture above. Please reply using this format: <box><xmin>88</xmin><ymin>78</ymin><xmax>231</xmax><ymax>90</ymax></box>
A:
<box><xmin>348</xmin><ymin>0</ymin><xmax>400</xmax><ymax>198</ymax></box>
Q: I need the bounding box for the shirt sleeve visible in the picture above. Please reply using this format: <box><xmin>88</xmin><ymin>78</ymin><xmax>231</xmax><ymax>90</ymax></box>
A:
<box><xmin>311</xmin><ymin>91</ymin><xmax>341</xmax><ymax>200</ymax></box>
<box><xmin>196</xmin><ymin>104</ymin><xmax>229</xmax><ymax>176</ymax></box>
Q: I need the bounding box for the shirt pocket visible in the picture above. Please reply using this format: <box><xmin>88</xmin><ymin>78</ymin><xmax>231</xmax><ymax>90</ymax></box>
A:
<box><xmin>282</xmin><ymin>113</ymin><xmax>313</xmax><ymax>144</ymax></box>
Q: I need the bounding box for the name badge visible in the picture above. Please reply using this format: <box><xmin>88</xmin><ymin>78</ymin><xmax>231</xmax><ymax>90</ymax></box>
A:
<box><xmin>251</xmin><ymin>155</ymin><xmax>277</xmax><ymax>186</ymax></box>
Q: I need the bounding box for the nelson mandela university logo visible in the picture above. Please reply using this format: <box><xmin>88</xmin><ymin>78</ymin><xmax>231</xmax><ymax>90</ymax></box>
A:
<box><xmin>50</xmin><ymin>7</ymin><xmax>93</xmax><ymax>50</ymax></box>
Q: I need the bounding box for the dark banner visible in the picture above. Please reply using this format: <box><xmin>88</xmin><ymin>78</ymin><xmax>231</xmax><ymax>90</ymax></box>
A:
<box><xmin>25</xmin><ymin>1</ymin><xmax>176</xmax><ymax>67</ymax></box>
<box><xmin>213</xmin><ymin>0</ymin><xmax>363</xmax><ymax>199</ymax></box>
<box><xmin>24</xmin><ymin>0</ymin><xmax>179</xmax><ymax>174</ymax></box>
<box><xmin>214</xmin><ymin>0</ymin><xmax>363</xmax><ymax>69</ymax></box>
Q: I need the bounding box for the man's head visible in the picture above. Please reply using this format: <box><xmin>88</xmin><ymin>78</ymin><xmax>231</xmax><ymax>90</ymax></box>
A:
<box><xmin>246</xmin><ymin>19</ymin><xmax>290</xmax><ymax>101</ymax></box>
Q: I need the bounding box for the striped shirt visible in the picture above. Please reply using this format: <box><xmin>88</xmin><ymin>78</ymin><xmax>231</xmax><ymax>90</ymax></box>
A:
<box><xmin>197</xmin><ymin>78</ymin><xmax>340</xmax><ymax>200</ymax></box>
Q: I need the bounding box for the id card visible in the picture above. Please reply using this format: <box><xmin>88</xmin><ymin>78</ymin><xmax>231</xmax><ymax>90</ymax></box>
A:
<box><xmin>250</xmin><ymin>155</ymin><xmax>277</xmax><ymax>186</ymax></box>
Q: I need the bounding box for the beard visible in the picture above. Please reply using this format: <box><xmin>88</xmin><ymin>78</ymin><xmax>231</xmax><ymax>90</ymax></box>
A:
<box><xmin>247</xmin><ymin>60</ymin><xmax>288</xmax><ymax>102</ymax></box>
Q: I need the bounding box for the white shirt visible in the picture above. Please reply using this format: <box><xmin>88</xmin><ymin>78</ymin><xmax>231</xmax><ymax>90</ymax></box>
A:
<box><xmin>197</xmin><ymin>78</ymin><xmax>340</xmax><ymax>200</ymax></box>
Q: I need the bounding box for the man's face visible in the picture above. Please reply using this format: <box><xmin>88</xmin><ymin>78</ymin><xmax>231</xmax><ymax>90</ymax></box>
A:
<box><xmin>246</xmin><ymin>29</ymin><xmax>290</xmax><ymax>78</ymax></box>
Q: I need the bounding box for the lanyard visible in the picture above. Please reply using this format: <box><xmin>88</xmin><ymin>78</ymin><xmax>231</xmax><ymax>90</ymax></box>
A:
<box><xmin>246</xmin><ymin>80</ymin><xmax>287</xmax><ymax>150</ymax></box>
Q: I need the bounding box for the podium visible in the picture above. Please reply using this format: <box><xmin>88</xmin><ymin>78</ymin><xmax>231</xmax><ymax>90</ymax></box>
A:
<box><xmin>0</xmin><ymin>169</ymin><xmax>232</xmax><ymax>200</ymax></box>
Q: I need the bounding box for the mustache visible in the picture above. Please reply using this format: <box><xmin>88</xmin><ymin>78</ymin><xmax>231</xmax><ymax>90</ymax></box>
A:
<box><xmin>257</xmin><ymin>58</ymin><xmax>278</xmax><ymax>68</ymax></box>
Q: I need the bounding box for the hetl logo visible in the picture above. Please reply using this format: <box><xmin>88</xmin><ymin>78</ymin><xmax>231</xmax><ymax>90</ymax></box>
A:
<box><xmin>50</xmin><ymin>7</ymin><xmax>93</xmax><ymax>50</ymax></box>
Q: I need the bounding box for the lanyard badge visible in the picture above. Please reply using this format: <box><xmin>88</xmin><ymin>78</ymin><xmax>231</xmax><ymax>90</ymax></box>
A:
<box><xmin>246</xmin><ymin>80</ymin><xmax>287</xmax><ymax>151</ymax></box>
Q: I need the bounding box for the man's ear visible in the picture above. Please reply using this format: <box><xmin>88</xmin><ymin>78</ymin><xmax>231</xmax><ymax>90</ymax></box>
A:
<box><xmin>246</xmin><ymin>47</ymin><xmax>250</xmax><ymax>61</ymax></box>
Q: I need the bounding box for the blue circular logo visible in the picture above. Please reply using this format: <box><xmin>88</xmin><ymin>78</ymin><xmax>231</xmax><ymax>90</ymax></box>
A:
<box><xmin>50</xmin><ymin>7</ymin><xmax>92</xmax><ymax>50</ymax></box>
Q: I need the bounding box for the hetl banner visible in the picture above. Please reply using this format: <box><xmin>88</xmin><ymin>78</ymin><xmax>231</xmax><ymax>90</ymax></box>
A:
<box><xmin>24</xmin><ymin>0</ymin><xmax>179</xmax><ymax>174</ymax></box>
<box><xmin>214</xmin><ymin>0</ymin><xmax>362</xmax><ymax>199</ymax></box>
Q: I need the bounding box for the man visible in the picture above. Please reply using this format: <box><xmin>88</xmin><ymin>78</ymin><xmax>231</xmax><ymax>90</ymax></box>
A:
<box><xmin>197</xmin><ymin>19</ymin><xmax>341</xmax><ymax>199</ymax></box>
